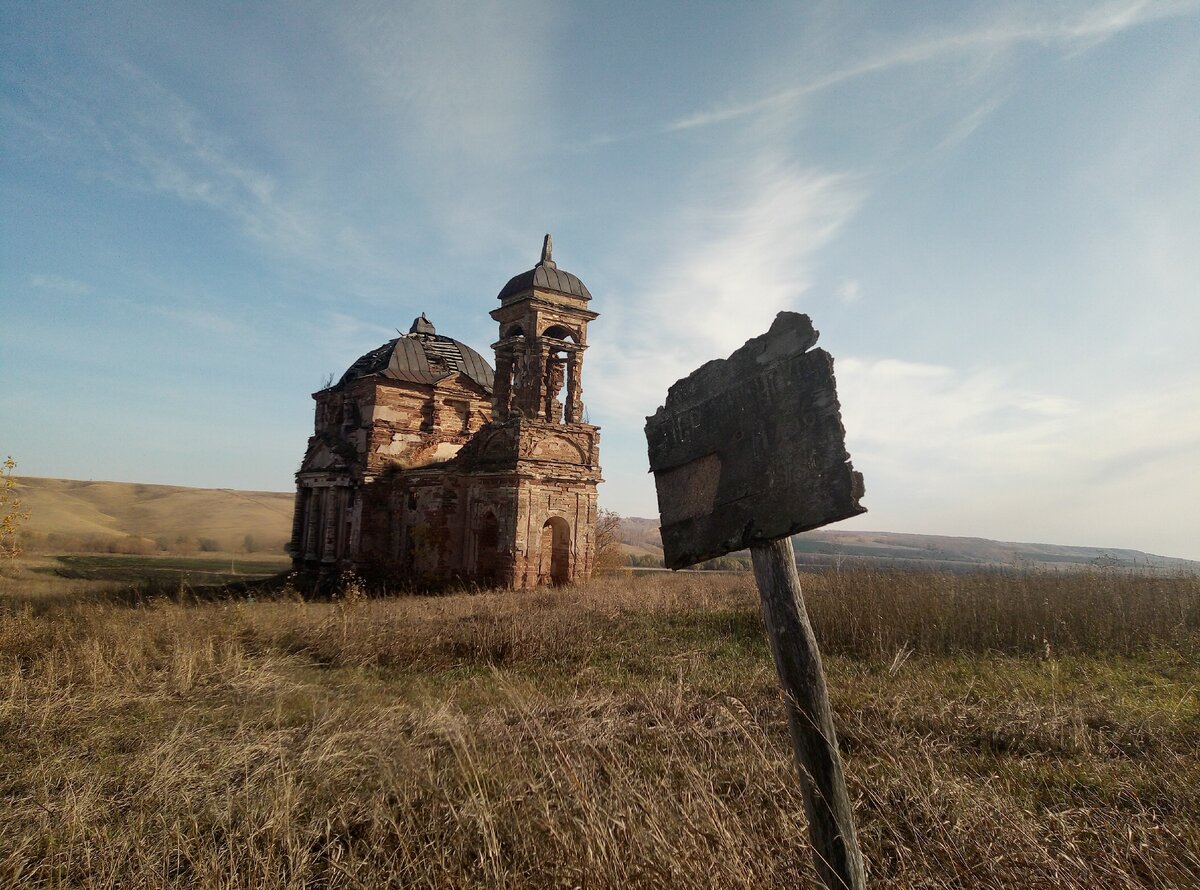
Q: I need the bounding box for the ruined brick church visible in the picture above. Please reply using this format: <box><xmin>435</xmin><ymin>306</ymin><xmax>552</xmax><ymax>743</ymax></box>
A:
<box><xmin>287</xmin><ymin>236</ymin><xmax>602</xmax><ymax>588</ymax></box>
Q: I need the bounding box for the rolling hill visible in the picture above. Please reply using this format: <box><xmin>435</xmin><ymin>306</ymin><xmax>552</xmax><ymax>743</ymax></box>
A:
<box><xmin>10</xmin><ymin>476</ymin><xmax>1198</xmax><ymax>572</ymax></box>
<box><xmin>614</xmin><ymin>519</ymin><xmax>1200</xmax><ymax>574</ymax></box>
<box><xmin>13</xmin><ymin>477</ymin><xmax>295</xmax><ymax>554</ymax></box>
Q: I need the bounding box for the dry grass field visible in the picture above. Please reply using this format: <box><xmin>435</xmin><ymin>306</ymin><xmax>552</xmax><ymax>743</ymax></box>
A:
<box><xmin>1</xmin><ymin>565</ymin><xmax>1198</xmax><ymax>888</ymax></box>
<box><xmin>12</xmin><ymin>477</ymin><xmax>295</xmax><ymax>555</ymax></box>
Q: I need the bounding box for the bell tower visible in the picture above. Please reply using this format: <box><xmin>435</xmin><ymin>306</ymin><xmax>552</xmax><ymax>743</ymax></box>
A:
<box><xmin>491</xmin><ymin>234</ymin><xmax>598</xmax><ymax>425</ymax></box>
<box><xmin>450</xmin><ymin>234</ymin><xmax>601</xmax><ymax>587</ymax></box>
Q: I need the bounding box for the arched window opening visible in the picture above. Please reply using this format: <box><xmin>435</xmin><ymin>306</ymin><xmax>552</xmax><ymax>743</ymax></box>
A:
<box><xmin>542</xmin><ymin>324</ymin><xmax>576</xmax><ymax>342</ymax></box>
<box><xmin>538</xmin><ymin>516</ymin><xmax>571</xmax><ymax>586</ymax></box>
<box><xmin>503</xmin><ymin>323</ymin><xmax>525</xmax><ymax>340</ymax></box>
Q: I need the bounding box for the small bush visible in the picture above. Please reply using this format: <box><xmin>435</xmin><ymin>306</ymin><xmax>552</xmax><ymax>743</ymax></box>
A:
<box><xmin>108</xmin><ymin>536</ymin><xmax>156</xmax><ymax>555</ymax></box>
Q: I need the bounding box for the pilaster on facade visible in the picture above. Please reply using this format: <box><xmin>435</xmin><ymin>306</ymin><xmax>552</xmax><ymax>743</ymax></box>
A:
<box><xmin>287</xmin><ymin>236</ymin><xmax>602</xmax><ymax>590</ymax></box>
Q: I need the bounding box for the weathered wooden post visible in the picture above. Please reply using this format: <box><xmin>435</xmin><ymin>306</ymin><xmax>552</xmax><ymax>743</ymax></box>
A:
<box><xmin>645</xmin><ymin>311</ymin><xmax>867</xmax><ymax>890</ymax></box>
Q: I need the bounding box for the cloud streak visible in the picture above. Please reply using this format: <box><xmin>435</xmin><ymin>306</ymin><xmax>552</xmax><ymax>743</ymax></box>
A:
<box><xmin>329</xmin><ymin>0</ymin><xmax>553</xmax><ymax>166</ymax></box>
<box><xmin>587</xmin><ymin>158</ymin><xmax>864</xmax><ymax>425</ymax></box>
<box><xmin>104</xmin><ymin>62</ymin><xmax>348</xmax><ymax>264</ymax></box>
<box><xmin>836</xmin><ymin>356</ymin><xmax>1200</xmax><ymax>555</ymax></box>
<box><xmin>667</xmin><ymin>0</ymin><xmax>1199</xmax><ymax>132</ymax></box>
<box><xmin>30</xmin><ymin>274</ymin><xmax>92</xmax><ymax>296</ymax></box>
<box><xmin>6</xmin><ymin>55</ymin><xmax>385</xmax><ymax>286</ymax></box>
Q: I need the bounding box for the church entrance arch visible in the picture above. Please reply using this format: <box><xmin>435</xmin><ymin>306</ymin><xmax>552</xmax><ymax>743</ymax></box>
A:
<box><xmin>538</xmin><ymin>516</ymin><xmax>571</xmax><ymax>585</ymax></box>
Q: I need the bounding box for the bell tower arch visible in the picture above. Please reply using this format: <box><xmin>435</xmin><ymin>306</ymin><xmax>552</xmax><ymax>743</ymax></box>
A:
<box><xmin>491</xmin><ymin>234</ymin><xmax>598</xmax><ymax>425</ymax></box>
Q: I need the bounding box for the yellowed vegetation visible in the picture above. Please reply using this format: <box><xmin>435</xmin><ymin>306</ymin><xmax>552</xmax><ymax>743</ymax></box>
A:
<box><xmin>12</xmin><ymin>476</ymin><xmax>293</xmax><ymax>554</ymax></box>
<box><xmin>1</xmin><ymin>457</ymin><xmax>30</xmax><ymax>562</ymax></box>
<box><xmin>592</xmin><ymin>508</ymin><xmax>626</xmax><ymax>572</ymax></box>
<box><xmin>1</xmin><ymin>569</ymin><xmax>1198</xmax><ymax>888</ymax></box>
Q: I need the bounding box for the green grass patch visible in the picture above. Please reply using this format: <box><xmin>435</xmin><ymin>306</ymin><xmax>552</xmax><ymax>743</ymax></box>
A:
<box><xmin>39</xmin><ymin>554</ymin><xmax>290</xmax><ymax>584</ymax></box>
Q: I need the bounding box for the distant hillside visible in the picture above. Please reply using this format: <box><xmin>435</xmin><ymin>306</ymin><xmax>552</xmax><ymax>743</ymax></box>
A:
<box><xmin>11</xmin><ymin>477</ymin><xmax>1197</xmax><ymax>572</ymax></box>
<box><xmin>14</xmin><ymin>477</ymin><xmax>294</xmax><ymax>555</ymax></box>
<box><xmin>619</xmin><ymin>518</ymin><xmax>1200</xmax><ymax>574</ymax></box>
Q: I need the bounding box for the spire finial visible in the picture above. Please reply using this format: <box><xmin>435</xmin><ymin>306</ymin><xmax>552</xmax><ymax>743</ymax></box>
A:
<box><xmin>540</xmin><ymin>233</ymin><xmax>555</xmax><ymax>268</ymax></box>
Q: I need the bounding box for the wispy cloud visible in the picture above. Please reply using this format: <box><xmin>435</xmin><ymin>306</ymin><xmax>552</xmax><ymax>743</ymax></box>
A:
<box><xmin>837</xmin><ymin>279</ymin><xmax>862</xmax><ymax>305</ymax></box>
<box><xmin>933</xmin><ymin>95</ymin><xmax>1008</xmax><ymax>154</ymax></box>
<box><xmin>91</xmin><ymin>291</ymin><xmax>244</xmax><ymax>338</ymax></box>
<box><xmin>101</xmin><ymin>61</ymin><xmax>346</xmax><ymax>264</ymax></box>
<box><xmin>835</xmin><ymin>356</ymin><xmax>1200</xmax><ymax>554</ymax></box>
<box><xmin>323</xmin><ymin>0</ymin><xmax>562</xmax><ymax>258</ymax></box>
<box><xmin>311</xmin><ymin>311</ymin><xmax>397</xmax><ymax>361</ymax></box>
<box><xmin>144</xmin><ymin>304</ymin><xmax>241</xmax><ymax>336</ymax></box>
<box><xmin>667</xmin><ymin>1</ymin><xmax>1199</xmax><ymax>132</ymax></box>
<box><xmin>30</xmin><ymin>274</ymin><xmax>92</xmax><ymax>296</ymax></box>
<box><xmin>838</xmin><ymin>358</ymin><xmax>1080</xmax><ymax>482</ymax></box>
<box><xmin>588</xmin><ymin>158</ymin><xmax>864</xmax><ymax>423</ymax></box>
<box><xmin>7</xmin><ymin>57</ymin><xmax>381</xmax><ymax>283</ymax></box>
<box><xmin>330</xmin><ymin>0</ymin><xmax>554</xmax><ymax>167</ymax></box>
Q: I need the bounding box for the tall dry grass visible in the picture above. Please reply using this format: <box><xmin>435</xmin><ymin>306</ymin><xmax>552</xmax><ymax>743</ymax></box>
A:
<box><xmin>806</xmin><ymin>568</ymin><xmax>1200</xmax><ymax>656</ymax></box>
<box><xmin>0</xmin><ymin>569</ymin><xmax>1197</xmax><ymax>888</ymax></box>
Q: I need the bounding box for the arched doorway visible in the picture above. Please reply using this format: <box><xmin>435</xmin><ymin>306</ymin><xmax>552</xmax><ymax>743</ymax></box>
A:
<box><xmin>538</xmin><ymin>516</ymin><xmax>571</xmax><ymax>586</ymax></box>
<box><xmin>475</xmin><ymin>512</ymin><xmax>500</xmax><ymax>587</ymax></box>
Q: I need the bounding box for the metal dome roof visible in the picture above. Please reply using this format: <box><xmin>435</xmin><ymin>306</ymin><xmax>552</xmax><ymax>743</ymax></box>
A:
<box><xmin>497</xmin><ymin>234</ymin><xmax>591</xmax><ymax>303</ymax></box>
<box><xmin>337</xmin><ymin>315</ymin><xmax>494</xmax><ymax>393</ymax></box>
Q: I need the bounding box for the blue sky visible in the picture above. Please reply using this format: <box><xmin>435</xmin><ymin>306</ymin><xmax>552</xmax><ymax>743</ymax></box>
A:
<box><xmin>2</xmin><ymin>1</ymin><xmax>1198</xmax><ymax>559</ymax></box>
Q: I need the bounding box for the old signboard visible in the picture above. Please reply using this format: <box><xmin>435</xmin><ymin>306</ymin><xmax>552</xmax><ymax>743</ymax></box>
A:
<box><xmin>645</xmin><ymin>310</ymin><xmax>869</xmax><ymax>889</ymax></box>
<box><xmin>645</xmin><ymin>311</ymin><xmax>865</xmax><ymax>569</ymax></box>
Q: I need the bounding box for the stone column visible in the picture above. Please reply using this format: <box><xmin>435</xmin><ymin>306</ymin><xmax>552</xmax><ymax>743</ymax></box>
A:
<box><xmin>348</xmin><ymin>490</ymin><xmax>362</xmax><ymax>557</ymax></box>
<box><xmin>545</xmin><ymin>352</ymin><xmax>565</xmax><ymax>424</ymax></box>
<box><xmin>320</xmin><ymin>488</ymin><xmax>338</xmax><ymax>566</ymax></box>
<box><xmin>288</xmin><ymin>487</ymin><xmax>308</xmax><ymax>562</ymax></box>
<box><xmin>333</xmin><ymin>486</ymin><xmax>349</xmax><ymax>560</ymax></box>
<box><xmin>493</xmin><ymin>349</ymin><xmax>513</xmax><ymax>421</ymax></box>
<box><xmin>517</xmin><ymin>345</ymin><xmax>547</xmax><ymax>420</ymax></box>
<box><xmin>303</xmin><ymin>486</ymin><xmax>321</xmax><ymax>562</ymax></box>
<box><xmin>565</xmin><ymin>350</ymin><xmax>584</xmax><ymax>423</ymax></box>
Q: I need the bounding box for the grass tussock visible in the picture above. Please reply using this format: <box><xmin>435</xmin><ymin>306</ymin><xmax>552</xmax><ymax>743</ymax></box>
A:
<box><xmin>0</xmin><ymin>567</ymin><xmax>1198</xmax><ymax>888</ymax></box>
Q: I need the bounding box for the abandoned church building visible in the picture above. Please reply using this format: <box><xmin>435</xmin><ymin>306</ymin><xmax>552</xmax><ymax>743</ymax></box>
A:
<box><xmin>287</xmin><ymin>236</ymin><xmax>602</xmax><ymax>589</ymax></box>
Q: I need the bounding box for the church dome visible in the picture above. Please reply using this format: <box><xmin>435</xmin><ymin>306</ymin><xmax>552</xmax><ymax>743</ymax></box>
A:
<box><xmin>497</xmin><ymin>234</ymin><xmax>591</xmax><ymax>304</ymax></box>
<box><xmin>337</xmin><ymin>314</ymin><xmax>495</xmax><ymax>393</ymax></box>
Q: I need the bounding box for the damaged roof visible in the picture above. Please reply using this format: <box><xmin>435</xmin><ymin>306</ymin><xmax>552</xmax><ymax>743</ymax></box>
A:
<box><xmin>337</xmin><ymin>317</ymin><xmax>495</xmax><ymax>393</ymax></box>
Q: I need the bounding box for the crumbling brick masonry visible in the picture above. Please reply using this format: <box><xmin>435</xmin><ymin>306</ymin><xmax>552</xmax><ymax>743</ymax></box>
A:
<box><xmin>288</xmin><ymin>236</ymin><xmax>602</xmax><ymax>589</ymax></box>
